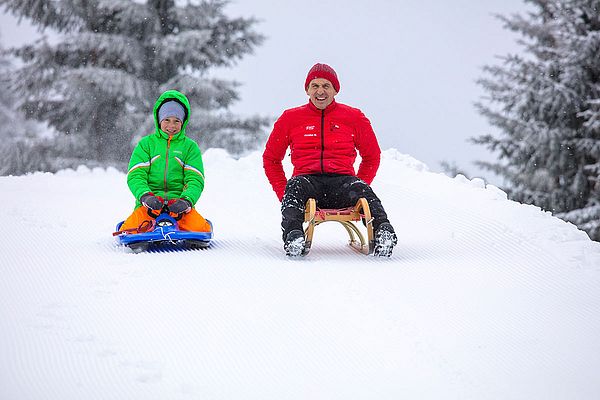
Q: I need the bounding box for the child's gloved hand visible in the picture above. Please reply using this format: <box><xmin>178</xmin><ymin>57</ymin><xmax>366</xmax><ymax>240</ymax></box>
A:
<box><xmin>141</xmin><ymin>193</ymin><xmax>163</xmax><ymax>211</ymax></box>
<box><xmin>168</xmin><ymin>198</ymin><xmax>192</xmax><ymax>215</ymax></box>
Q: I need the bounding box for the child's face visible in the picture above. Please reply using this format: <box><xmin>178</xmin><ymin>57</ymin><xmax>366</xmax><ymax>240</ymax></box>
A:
<box><xmin>160</xmin><ymin>117</ymin><xmax>183</xmax><ymax>136</ymax></box>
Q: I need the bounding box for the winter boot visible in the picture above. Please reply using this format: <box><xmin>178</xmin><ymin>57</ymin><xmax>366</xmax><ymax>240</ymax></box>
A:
<box><xmin>284</xmin><ymin>229</ymin><xmax>305</xmax><ymax>257</ymax></box>
<box><xmin>373</xmin><ymin>223</ymin><xmax>397</xmax><ymax>257</ymax></box>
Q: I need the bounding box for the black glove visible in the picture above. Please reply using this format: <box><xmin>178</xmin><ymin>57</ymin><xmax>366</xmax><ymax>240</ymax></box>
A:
<box><xmin>168</xmin><ymin>198</ymin><xmax>192</xmax><ymax>215</ymax></box>
<box><xmin>141</xmin><ymin>193</ymin><xmax>163</xmax><ymax>211</ymax></box>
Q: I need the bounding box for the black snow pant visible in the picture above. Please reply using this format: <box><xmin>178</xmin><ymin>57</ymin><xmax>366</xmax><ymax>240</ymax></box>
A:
<box><xmin>280</xmin><ymin>174</ymin><xmax>391</xmax><ymax>241</ymax></box>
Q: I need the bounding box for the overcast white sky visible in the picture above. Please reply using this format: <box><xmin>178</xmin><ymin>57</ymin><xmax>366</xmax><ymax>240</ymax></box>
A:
<box><xmin>0</xmin><ymin>0</ymin><xmax>529</xmax><ymax>181</ymax></box>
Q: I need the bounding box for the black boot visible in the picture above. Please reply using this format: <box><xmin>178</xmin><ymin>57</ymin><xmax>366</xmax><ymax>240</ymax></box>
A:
<box><xmin>284</xmin><ymin>229</ymin><xmax>305</xmax><ymax>257</ymax></box>
<box><xmin>373</xmin><ymin>223</ymin><xmax>397</xmax><ymax>257</ymax></box>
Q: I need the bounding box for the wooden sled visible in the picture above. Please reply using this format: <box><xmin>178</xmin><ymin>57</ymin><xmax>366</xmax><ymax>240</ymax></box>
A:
<box><xmin>303</xmin><ymin>197</ymin><xmax>375</xmax><ymax>255</ymax></box>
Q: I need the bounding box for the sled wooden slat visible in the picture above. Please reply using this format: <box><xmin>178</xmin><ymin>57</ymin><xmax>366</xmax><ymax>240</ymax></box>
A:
<box><xmin>303</xmin><ymin>198</ymin><xmax>374</xmax><ymax>255</ymax></box>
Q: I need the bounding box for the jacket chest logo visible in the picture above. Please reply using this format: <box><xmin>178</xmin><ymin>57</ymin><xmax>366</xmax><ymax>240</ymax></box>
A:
<box><xmin>304</xmin><ymin>125</ymin><xmax>317</xmax><ymax>137</ymax></box>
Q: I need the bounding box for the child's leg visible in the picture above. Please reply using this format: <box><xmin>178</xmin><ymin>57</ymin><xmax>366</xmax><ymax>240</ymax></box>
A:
<box><xmin>120</xmin><ymin>207</ymin><xmax>153</xmax><ymax>232</ymax></box>
<box><xmin>178</xmin><ymin>209</ymin><xmax>211</xmax><ymax>232</ymax></box>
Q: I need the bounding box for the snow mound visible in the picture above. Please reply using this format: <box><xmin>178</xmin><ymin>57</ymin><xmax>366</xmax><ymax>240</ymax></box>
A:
<box><xmin>2</xmin><ymin>149</ymin><xmax>600</xmax><ymax>400</ymax></box>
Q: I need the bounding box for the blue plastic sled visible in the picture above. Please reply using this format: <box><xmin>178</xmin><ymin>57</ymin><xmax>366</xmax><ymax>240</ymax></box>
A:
<box><xmin>115</xmin><ymin>213</ymin><xmax>213</xmax><ymax>252</ymax></box>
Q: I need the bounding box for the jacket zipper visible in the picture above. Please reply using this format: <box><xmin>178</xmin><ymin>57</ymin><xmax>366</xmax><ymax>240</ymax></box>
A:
<box><xmin>164</xmin><ymin>136</ymin><xmax>171</xmax><ymax>200</ymax></box>
<box><xmin>320</xmin><ymin>109</ymin><xmax>325</xmax><ymax>173</ymax></box>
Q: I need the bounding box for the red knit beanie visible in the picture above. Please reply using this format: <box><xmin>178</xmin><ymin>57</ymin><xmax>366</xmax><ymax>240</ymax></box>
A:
<box><xmin>304</xmin><ymin>63</ymin><xmax>340</xmax><ymax>92</ymax></box>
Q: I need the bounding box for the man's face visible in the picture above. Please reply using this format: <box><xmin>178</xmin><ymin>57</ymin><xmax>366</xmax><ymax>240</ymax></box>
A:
<box><xmin>306</xmin><ymin>78</ymin><xmax>337</xmax><ymax>109</ymax></box>
<box><xmin>160</xmin><ymin>116</ymin><xmax>183</xmax><ymax>136</ymax></box>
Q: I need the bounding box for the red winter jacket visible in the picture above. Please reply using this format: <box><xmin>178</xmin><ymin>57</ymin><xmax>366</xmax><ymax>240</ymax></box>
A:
<box><xmin>263</xmin><ymin>100</ymin><xmax>381</xmax><ymax>200</ymax></box>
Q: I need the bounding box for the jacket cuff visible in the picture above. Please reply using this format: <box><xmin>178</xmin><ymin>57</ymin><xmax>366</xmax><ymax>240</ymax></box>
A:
<box><xmin>181</xmin><ymin>195</ymin><xmax>194</xmax><ymax>206</ymax></box>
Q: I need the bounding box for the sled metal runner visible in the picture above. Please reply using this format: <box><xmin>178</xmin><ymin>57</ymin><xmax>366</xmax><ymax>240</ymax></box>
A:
<box><xmin>303</xmin><ymin>197</ymin><xmax>374</xmax><ymax>255</ymax></box>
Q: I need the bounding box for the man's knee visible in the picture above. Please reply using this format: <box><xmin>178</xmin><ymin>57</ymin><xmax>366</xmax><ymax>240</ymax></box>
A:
<box><xmin>284</xmin><ymin>175</ymin><xmax>312</xmax><ymax>193</ymax></box>
<box><xmin>282</xmin><ymin>176</ymin><xmax>313</xmax><ymax>210</ymax></box>
<box><xmin>344</xmin><ymin>178</ymin><xmax>373</xmax><ymax>202</ymax></box>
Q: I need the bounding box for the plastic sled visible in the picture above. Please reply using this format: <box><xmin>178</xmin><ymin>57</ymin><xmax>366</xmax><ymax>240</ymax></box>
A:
<box><xmin>114</xmin><ymin>212</ymin><xmax>213</xmax><ymax>253</ymax></box>
<box><xmin>302</xmin><ymin>197</ymin><xmax>374</xmax><ymax>256</ymax></box>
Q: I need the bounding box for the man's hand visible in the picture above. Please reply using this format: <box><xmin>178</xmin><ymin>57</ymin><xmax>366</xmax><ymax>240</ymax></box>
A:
<box><xmin>167</xmin><ymin>198</ymin><xmax>192</xmax><ymax>215</ymax></box>
<box><xmin>141</xmin><ymin>193</ymin><xmax>163</xmax><ymax>211</ymax></box>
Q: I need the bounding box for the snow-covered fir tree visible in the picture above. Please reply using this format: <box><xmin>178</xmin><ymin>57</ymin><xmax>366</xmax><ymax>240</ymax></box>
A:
<box><xmin>0</xmin><ymin>0</ymin><xmax>268</xmax><ymax>165</ymax></box>
<box><xmin>474</xmin><ymin>0</ymin><xmax>600</xmax><ymax>240</ymax></box>
<box><xmin>0</xmin><ymin>33</ymin><xmax>57</xmax><ymax>175</ymax></box>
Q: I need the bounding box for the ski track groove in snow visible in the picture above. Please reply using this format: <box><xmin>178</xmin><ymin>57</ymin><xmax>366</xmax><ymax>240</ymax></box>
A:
<box><xmin>2</xmin><ymin>151</ymin><xmax>600</xmax><ymax>399</ymax></box>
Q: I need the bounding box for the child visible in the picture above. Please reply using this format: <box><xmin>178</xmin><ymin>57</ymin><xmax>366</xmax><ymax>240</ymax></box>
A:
<box><xmin>120</xmin><ymin>90</ymin><xmax>211</xmax><ymax>233</ymax></box>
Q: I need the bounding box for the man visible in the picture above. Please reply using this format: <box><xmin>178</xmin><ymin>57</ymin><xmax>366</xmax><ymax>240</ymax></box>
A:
<box><xmin>263</xmin><ymin>63</ymin><xmax>397</xmax><ymax>257</ymax></box>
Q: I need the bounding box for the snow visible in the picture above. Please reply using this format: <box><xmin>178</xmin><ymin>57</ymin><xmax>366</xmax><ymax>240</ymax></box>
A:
<box><xmin>2</xmin><ymin>149</ymin><xmax>600</xmax><ymax>399</ymax></box>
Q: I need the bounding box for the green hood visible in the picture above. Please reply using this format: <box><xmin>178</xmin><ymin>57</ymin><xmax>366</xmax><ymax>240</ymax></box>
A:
<box><xmin>153</xmin><ymin>90</ymin><xmax>191</xmax><ymax>139</ymax></box>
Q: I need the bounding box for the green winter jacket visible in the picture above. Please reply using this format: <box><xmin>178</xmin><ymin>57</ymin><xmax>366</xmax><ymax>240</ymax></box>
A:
<box><xmin>127</xmin><ymin>90</ymin><xmax>205</xmax><ymax>209</ymax></box>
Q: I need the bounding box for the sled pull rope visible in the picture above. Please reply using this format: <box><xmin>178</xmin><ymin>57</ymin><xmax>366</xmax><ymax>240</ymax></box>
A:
<box><xmin>113</xmin><ymin>219</ymin><xmax>155</xmax><ymax>236</ymax></box>
<box><xmin>159</xmin><ymin>226</ymin><xmax>177</xmax><ymax>244</ymax></box>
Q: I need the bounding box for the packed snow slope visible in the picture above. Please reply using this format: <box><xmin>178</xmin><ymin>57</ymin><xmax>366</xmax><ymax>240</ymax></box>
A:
<box><xmin>2</xmin><ymin>149</ymin><xmax>600</xmax><ymax>400</ymax></box>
